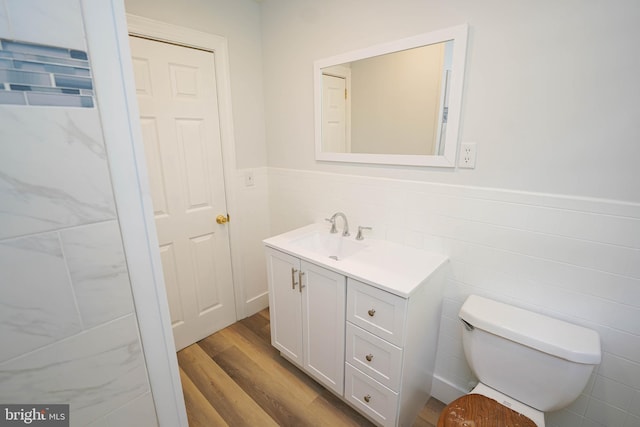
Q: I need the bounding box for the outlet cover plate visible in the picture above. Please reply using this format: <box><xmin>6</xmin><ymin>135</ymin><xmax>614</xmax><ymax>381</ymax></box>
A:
<box><xmin>459</xmin><ymin>142</ymin><xmax>477</xmax><ymax>169</ymax></box>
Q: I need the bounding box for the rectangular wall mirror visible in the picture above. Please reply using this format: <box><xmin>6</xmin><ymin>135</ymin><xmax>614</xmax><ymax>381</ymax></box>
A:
<box><xmin>314</xmin><ymin>24</ymin><xmax>468</xmax><ymax>167</ymax></box>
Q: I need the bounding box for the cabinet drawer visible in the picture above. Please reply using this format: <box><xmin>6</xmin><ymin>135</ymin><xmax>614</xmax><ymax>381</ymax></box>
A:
<box><xmin>346</xmin><ymin>322</ymin><xmax>403</xmax><ymax>391</ymax></box>
<box><xmin>344</xmin><ymin>363</ymin><xmax>398</xmax><ymax>427</ymax></box>
<box><xmin>347</xmin><ymin>279</ymin><xmax>407</xmax><ymax>346</ymax></box>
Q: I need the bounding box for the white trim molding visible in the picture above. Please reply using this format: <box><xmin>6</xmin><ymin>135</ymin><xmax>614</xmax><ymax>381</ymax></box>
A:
<box><xmin>82</xmin><ymin>2</ymin><xmax>188</xmax><ymax>426</ymax></box>
<box><xmin>126</xmin><ymin>14</ymin><xmax>246</xmax><ymax>319</ymax></box>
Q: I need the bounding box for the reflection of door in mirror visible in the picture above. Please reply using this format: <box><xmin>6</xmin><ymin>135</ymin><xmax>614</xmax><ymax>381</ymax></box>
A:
<box><xmin>322</xmin><ymin>74</ymin><xmax>347</xmax><ymax>152</ymax></box>
<box><xmin>321</xmin><ymin>64</ymin><xmax>352</xmax><ymax>153</ymax></box>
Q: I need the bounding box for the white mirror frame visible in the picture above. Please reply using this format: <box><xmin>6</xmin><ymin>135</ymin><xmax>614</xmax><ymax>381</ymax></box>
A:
<box><xmin>314</xmin><ymin>24</ymin><xmax>468</xmax><ymax>167</ymax></box>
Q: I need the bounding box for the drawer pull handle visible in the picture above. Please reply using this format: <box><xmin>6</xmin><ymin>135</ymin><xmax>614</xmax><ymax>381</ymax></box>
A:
<box><xmin>291</xmin><ymin>268</ymin><xmax>298</xmax><ymax>289</ymax></box>
<box><xmin>367</xmin><ymin>309</ymin><xmax>376</xmax><ymax>317</ymax></box>
<box><xmin>365</xmin><ymin>354</ymin><xmax>373</xmax><ymax>362</ymax></box>
<box><xmin>363</xmin><ymin>394</ymin><xmax>371</xmax><ymax>403</ymax></box>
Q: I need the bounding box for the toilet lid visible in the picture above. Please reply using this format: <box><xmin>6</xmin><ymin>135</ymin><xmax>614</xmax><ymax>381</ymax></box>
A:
<box><xmin>437</xmin><ymin>394</ymin><xmax>538</xmax><ymax>427</ymax></box>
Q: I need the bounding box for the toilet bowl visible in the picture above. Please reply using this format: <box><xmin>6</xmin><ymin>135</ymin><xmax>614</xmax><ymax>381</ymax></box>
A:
<box><xmin>437</xmin><ymin>295</ymin><xmax>601</xmax><ymax>427</ymax></box>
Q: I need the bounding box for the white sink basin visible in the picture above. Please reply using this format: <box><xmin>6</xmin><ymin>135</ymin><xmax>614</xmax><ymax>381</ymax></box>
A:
<box><xmin>291</xmin><ymin>231</ymin><xmax>366</xmax><ymax>261</ymax></box>
<box><xmin>264</xmin><ymin>223</ymin><xmax>448</xmax><ymax>297</ymax></box>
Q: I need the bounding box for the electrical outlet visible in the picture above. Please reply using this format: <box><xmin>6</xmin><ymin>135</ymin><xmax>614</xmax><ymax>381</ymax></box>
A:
<box><xmin>459</xmin><ymin>142</ymin><xmax>477</xmax><ymax>168</ymax></box>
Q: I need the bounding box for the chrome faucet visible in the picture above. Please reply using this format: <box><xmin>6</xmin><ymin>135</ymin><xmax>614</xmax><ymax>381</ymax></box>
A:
<box><xmin>325</xmin><ymin>212</ymin><xmax>350</xmax><ymax>236</ymax></box>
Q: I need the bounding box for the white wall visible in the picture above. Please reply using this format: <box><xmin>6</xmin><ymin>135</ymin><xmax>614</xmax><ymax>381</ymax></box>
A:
<box><xmin>262</xmin><ymin>0</ymin><xmax>640</xmax><ymax>203</ymax></box>
<box><xmin>261</xmin><ymin>1</ymin><xmax>640</xmax><ymax>426</ymax></box>
<box><xmin>0</xmin><ymin>1</ymin><xmax>157</xmax><ymax>425</ymax></box>
<box><xmin>124</xmin><ymin>0</ymin><xmax>267</xmax><ymax>170</ymax></box>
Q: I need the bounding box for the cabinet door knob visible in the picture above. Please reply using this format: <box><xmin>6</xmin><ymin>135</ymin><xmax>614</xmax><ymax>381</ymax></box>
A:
<box><xmin>367</xmin><ymin>309</ymin><xmax>376</xmax><ymax>317</ymax></box>
<box><xmin>363</xmin><ymin>394</ymin><xmax>371</xmax><ymax>403</ymax></box>
<box><xmin>365</xmin><ymin>354</ymin><xmax>373</xmax><ymax>362</ymax></box>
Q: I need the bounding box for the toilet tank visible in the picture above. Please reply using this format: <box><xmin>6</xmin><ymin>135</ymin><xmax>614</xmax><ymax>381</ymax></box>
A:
<box><xmin>459</xmin><ymin>295</ymin><xmax>601</xmax><ymax>412</ymax></box>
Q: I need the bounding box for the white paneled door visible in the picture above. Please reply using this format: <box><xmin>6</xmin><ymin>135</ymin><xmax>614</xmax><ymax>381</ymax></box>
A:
<box><xmin>129</xmin><ymin>35</ymin><xmax>236</xmax><ymax>351</ymax></box>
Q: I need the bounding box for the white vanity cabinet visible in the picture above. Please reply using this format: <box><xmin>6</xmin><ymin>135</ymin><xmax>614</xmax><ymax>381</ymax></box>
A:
<box><xmin>265</xmin><ymin>247</ymin><xmax>346</xmax><ymax>395</ymax></box>
<box><xmin>343</xmin><ymin>278</ymin><xmax>445</xmax><ymax>426</ymax></box>
<box><xmin>264</xmin><ymin>223</ymin><xmax>447</xmax><ymax>427</ymax></box>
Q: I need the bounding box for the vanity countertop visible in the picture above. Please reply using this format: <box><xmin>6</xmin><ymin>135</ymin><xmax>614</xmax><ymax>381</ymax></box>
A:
<box><xmin>263</xmin><ymin>223</ymin><xmax>448</xmax><ymax>298</ymax></box>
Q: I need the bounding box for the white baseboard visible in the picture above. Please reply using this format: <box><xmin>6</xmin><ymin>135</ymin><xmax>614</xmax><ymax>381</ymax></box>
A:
<box><xmin>431</xmin><ymin>375</ymin><xmax>468</xmax><ymax>404</ymax></box>
<box><xmin>243</xmin><ymin>291</ymin><xmax>269</xmax><ymax>318</ymax></box>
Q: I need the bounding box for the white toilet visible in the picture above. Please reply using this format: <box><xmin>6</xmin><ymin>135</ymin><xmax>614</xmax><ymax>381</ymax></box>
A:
<box><xmin>438</xmin><ymin>295</ymin><xmax>601</xmax><ymax>427</ymax></box>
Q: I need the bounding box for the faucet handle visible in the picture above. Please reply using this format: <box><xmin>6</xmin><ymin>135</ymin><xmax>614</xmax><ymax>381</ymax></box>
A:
<box><xmin>356</xmin><ymin>226</ymin><xmax>372</xmax><ymax>240</ymax></box>
<box><xmin>325</xmin><ymin>217</ymin><xmax>338</xmax><ymax>234</ymax></box>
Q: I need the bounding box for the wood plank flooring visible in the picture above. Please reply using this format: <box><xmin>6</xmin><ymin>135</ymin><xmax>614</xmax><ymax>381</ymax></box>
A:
<box><xmin>177</xmin><ymin>308</ymin><xmax>445</xmax><ymax>426</ymax></box>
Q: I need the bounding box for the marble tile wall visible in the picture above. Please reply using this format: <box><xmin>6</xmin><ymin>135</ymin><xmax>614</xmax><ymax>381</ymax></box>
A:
<box><xmin>0</xmin><ymin>0</ymin><xmax>157</xmax><ymax>426</ymax></box>
<box><xmin>60</xmin><ymin>222</ymin><xmax>135</xmax><ymax>329</ymax></box>
<box><xmin>0</xmin><ymin>108</ymin><xmax>116</xmax><ymax>238</ymax></box>
<box><xmin>0</xmin><ymin>0</ymin><xmax>86</xmax><ymax>51</ymax></box>
<box><xmin>0</xmin><ymin>233</ymin><xmax>83</xmax><ymax>362</ymax></box>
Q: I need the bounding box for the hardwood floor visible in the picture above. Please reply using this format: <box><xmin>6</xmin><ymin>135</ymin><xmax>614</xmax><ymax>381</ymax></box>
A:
<box><xmin>177</xmin><ymin>308</ymin><xmax>445</xmax><ymax>426</ymax></box>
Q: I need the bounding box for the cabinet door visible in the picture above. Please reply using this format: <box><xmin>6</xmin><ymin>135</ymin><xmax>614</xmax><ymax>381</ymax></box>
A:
<box><xmin>301</xmin><ymin>260</ymin><xmax>346</xmax><ymax>395</ymax></box>
<box><xmin>266</xmin><ymin>248</ymin><xmax>303</xmax><ymax>366</ymax></box>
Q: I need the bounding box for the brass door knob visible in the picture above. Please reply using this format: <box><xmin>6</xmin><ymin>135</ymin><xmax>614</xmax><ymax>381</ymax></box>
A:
<box><xmin>363</xmin><ymin>394</ymin><xmax>371</xmax><ymax>403</ymax></box>
<box><xmin>367</xmin><ymin>309</ymin><xmax>376</xmax><ymax>317</ymax></box>
<box><xmin>216</xmin><ymin>214</ymin><xmax>228</xmax><ymax>224</ymax></box>
<box><xmin>365</xmin><ymin>354</ymin><xmax>373</xmax><ymax>362</ymax></box>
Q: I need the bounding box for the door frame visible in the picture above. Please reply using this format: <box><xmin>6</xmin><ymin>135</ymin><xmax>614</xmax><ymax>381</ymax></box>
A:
<box><xmin>126</xmin><ymin>4</ymin><xmax>245</xmax><ymax>407</ymax></box>
<box><xmin>82</xmin><ymin>2</ymin><xmax>240</xmax><ymax>425</ymax></box>
<box><xmin>126</xmin><ymin>15</ymin><xmax>243</xmax><ymax>319</ymax></box>
<box><xmin>128</xmin><ymin>19</ymin><xmax>240</xmax><ymax>351</ymax></box>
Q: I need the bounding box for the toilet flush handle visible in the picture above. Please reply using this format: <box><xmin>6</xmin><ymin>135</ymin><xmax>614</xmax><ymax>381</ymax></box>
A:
<box><xmin>460</xmin><ymin>318</ymin><xmax>474</xmax><ymax>331</ymax></box>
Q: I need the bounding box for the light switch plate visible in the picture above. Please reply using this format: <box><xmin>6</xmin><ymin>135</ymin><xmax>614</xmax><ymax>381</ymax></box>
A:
<box><xmin>245</xmin><ymin>170</ymin><xmax>255</xmax><ymax>186</ymax></box>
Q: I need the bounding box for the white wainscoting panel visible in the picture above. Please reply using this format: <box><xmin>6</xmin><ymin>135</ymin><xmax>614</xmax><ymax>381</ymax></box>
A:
<box><xmin>267</xmin><ymin>167</ymin><xmax>640</xmax><ymax>427</ymax></box>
